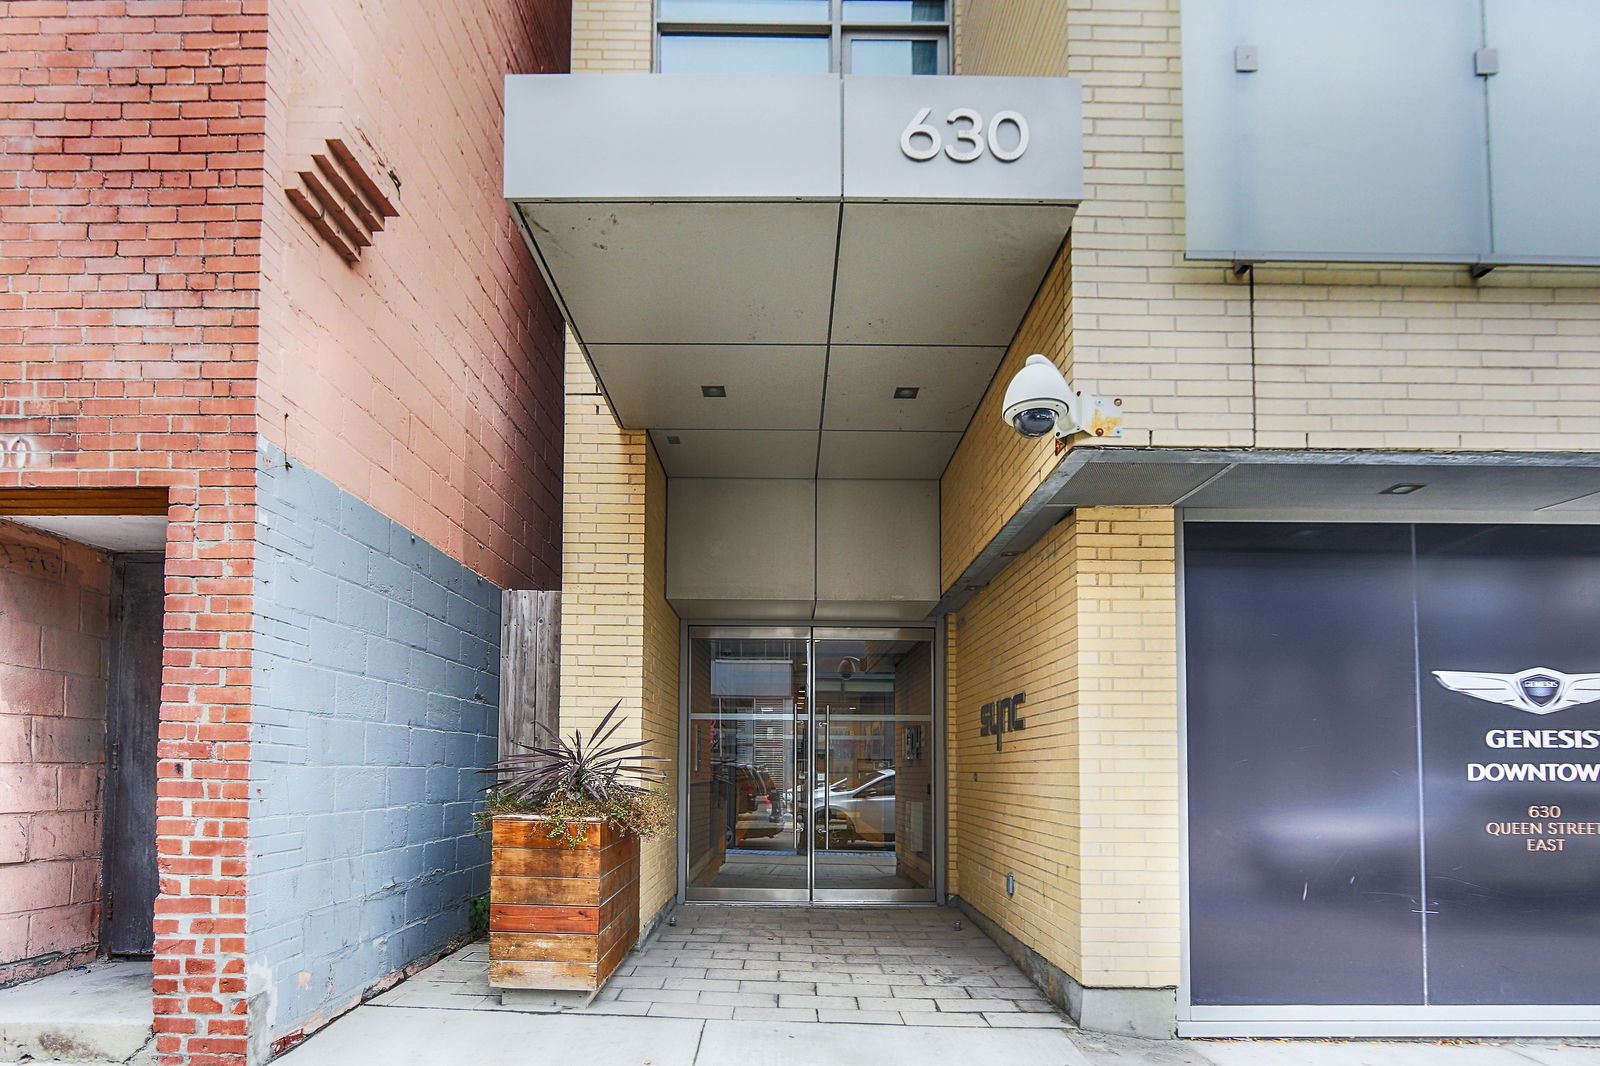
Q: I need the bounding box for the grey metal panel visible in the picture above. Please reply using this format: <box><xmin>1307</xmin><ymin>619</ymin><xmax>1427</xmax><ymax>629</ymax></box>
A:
<box><xmin>595</xmin><ymin>344</ymin><xmax>826</xmax><ymax>430</ymax></box>
<box><xmin>522</xmin><ymin>202</ymin><xmax>840</xmax><ymax>345</ymax></box>
<box><xmin>811</xmin><ymin>626</ymin><xmax>935</xmax><ymax>641</ymax></box>
<box><xmin>1181</xmin><ymin>463</ymin><xmax>1600</xmax><ymax>511</ymax></box>
<box><xmin>815</xmin><ymin>479</ymin><xmax>939</xmax><ymax>605</ymax></box>
<box><xmin>1183</xmin><ymin>0</ymin><xmax>1489</xmax><ymax>260</ymax></box>
<box><xmin>504</xmin><ymin>74</ymin><xmax>841</xmax><ymax>201</ymax></box>
<box><xmin>651</xmin><ymin>429</ymin><xmax>820</xmax><ymax>478</ymax></box>
<box><xmin>831</xmin><ymin>202</ymin><xmax>1073</xmax><ymax>344</ymax></box>
<box><xmin>667</xmin><ymin>478</ymin><xmax>817</xmax><ymax>602</ymax></box>
<box><xmin>1485</xmin><ymin>0</ymin><xmax>1600</xmax><ymax>260</ymax></box>
<box><xmin>1048</xmin><ymin>461</ymin><xmax>1230</xmax><ymax>507</ymax></box>
<box><xmin>674</xmin><ymin>600</ymin><xmax>820</xmax><ymax>620</ymax></box>
<box><xmin>817</xmin><ymin>430</ymin><xmax>961</xmax><ymax>479</ymax></box>
<box><xmin>689</xmin><ymin>625</ymin><xmax>810</xmax><ymax>639</ymax></box>
<box><xmin>821</xmin><ymin>344</ymin><xmax>1002</xmax><ymax>431</ymax></box>
<box><xmin>841</xmin><ymin>75</ymin><xmax>1083</xmax><ymax>203</ymax></box>
<box><xmin>812</xmin><ymin>599</ymin><xmax>937</xmax><ymax>621</ymax></box>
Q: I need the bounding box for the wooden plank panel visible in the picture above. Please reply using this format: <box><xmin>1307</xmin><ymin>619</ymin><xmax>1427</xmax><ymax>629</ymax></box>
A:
<box><xmin>498</xmin><ymin>589</ymin><xmax>559</xmax><ymax>765</ymax></box>
<box><xmin>595</xmin><ymin>933</ymin><xmax>634</xmax><ymax>987</ymax></box>
<box><xmin>597</xmin><ymin>854</ymin><xmax>639</xmax><ymax>901</ymax></box>
<box><xmin>491</xmin><ymin>875</ymin><xmax>603</xmax><ymax>907</ymax></box>
<box><xmin>597</xmin><ymin>890</ymin><xmax>635</xmax><ymax>930</ymax></box>
<box><xmin>492</xmin><ymin>817</ymin><xmax>626</xmax><ymax>850</ymax></box>
<box><xmin>488</xmin><ymin>960</ymin><xmax>597</xmax><ymax>991</ymax></box>
<box><xmin>490</xmin><ymin>931</ymin><xmax>598</xmax><ymax>965</ymax></box>
<box><xmin>489</xmin><ymin>904</ymin><xmax>599</xmax><ymax>934</ymax></box>
<box><xmin>490</xmin><ymin>847</ymin><xmax>601</xmax><ymax>879</ymax></box>
<box><xmin>0</xmin><ymin>488</ymin><xmax>168</xmax><ymax>515</ymax></box>
<box><xmin>597</xmin><ymin>904</ymin><xmax>639</xmax><ymax>956</ymax></box>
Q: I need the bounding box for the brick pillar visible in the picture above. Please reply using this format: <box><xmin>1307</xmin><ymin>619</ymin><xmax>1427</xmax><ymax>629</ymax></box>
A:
<box><xmin>0</xmin><ymin>4</ymin><xmax>266</xmax><ymax>1063</ymax></box>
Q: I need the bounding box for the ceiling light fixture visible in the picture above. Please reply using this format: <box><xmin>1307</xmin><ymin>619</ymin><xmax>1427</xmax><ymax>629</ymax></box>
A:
<box><xmin>700</xmin><ymin>385</ymin><xmax>726</xmax><ymax>398</ymax></box>
<box><xmin>665</xmin><ymin>435</ymin><xmax>681</xmax><ymax>445</ymax></box>
<box><xmin>893</xmin><ymin>386</ymin><xmax>920</xmax><ymax>399</ymax></box>
<box><xmin>1381</xmin><ymin>483</ymin><xmax>1427</xmax><ymax>495</ymax></box>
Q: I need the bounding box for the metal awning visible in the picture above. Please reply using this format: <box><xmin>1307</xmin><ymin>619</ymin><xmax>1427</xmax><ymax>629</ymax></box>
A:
<box><xmin>505</xmin><ymin>73</ymin><xmax>1082</xmax><ymax>479</ymax></box>
<box><xmin>935</xmin><ymin>447</ymin><xmax>1600</xmax><ymax>615</ymax></box>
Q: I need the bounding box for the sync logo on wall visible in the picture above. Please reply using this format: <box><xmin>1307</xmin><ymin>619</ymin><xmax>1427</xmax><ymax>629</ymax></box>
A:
<box><xmin>979</xmin><ymin>692</ymin><xmax>1026</xmax><ymax>751</ymax></box>
<box><xmin>1433</xmin><ymin>667</ymin><xmax>1600</xmax><ymax>715</ymax></box>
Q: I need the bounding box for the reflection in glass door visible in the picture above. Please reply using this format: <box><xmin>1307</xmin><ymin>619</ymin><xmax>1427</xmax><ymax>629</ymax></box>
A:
<box><xmin>685</xmin><ymin>630</ymin><xmax>810</xmax><ymax>900</ymax></box>
<box><xmin>684</xmin><ymin>627</ymin><xmax>938</xmax><ymax>902</ymax></box>
<box><xmin>811</xmin><ymin>634</ymin><xmax>935</xmax><ymax>899</ymax></box>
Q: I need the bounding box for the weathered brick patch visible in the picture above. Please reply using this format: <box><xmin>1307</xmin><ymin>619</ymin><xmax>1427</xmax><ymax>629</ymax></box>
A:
<box><xmin>0</xmin><ymin>522</ymin><xmax>112</xmax><ymax>989</ymax></box>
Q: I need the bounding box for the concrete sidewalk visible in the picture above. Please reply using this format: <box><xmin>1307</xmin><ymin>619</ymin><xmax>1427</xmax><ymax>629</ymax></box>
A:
<box><xmin>274</xmin><ymin>1005</ymin><xmax>1600</xmax><ymax>1066</ymax></box>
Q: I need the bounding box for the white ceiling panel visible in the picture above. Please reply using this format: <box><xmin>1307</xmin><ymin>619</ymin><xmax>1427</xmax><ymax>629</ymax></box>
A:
<box><xmin>651</xmin><ymin>429</ymin><xmax>819</xmax><ymax>478</ymax></box>
<box><xmin>6</xmin><ymin>514</ymin><xmax>167</xmax><ymax>552</ymax></box>
<box><xmin>817</xmin><ymin>431</ymin><xmax>961</xmax><ymax>479</ymax></box>
<box><xmin>822</xmin><ymin>345</ymin><xmax>1003</xmax><ymax>431</ymax></box>
<box><xmin>591</xmin><ymin>344</ymin><xmax>826</xmax><ymax>430</ymax></box>
<box><xmin>830</xmin><ymin>202</ymin><xmax>1075</xmax><ymax>345</ymax></box>
<box><xmin>522</xmin><ymin>201</ymin><xmax>840</xmax><ymax>345</ymax></box>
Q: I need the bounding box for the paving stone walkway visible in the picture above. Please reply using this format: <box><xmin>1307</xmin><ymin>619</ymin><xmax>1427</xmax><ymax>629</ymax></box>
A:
<box><xmin>372</xmin><ymin>903</ymin><xmax>1069</xmax><ymax>1028</ymax></box>
<box><xmin>310</xmin><ymin>908</ymin><xmax>1600</xmax><ymax>1066</ymax></box>
<box><xmin>600</xmin><ymin>903</ymin><xmax>1064</xmax><ymax>1025</ymax></box>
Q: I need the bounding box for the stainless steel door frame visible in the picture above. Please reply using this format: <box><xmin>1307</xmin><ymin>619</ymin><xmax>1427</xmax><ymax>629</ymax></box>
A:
<box><xmin>679</xmin><ymin>623</ymin><xmax>940</xmax><ymax>904</ymax></box>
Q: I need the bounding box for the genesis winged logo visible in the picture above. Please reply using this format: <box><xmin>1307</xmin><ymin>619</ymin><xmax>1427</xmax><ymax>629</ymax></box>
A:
<box><xmin>1433</xmin><ymin>667</ymin><xmax>1600</xmax><ymax>715</ymax></box>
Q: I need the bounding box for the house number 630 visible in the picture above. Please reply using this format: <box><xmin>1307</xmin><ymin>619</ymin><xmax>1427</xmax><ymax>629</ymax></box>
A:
<box><xmin>900</xmin><ymin>107</ymin><xmax>1029</xmax><ymax>163</ymax></box>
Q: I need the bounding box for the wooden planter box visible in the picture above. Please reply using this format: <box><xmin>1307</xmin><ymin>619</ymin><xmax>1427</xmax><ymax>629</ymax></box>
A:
<box><xmin>487</xmin><ymin>815</ymin><xmax>640</xmax><ymax>991</ymax></box>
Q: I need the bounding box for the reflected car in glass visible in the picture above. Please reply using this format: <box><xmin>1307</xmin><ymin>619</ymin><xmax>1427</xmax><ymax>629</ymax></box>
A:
<box><xmin>798</xmin><ymin>768</ymin><xmax>896</xmax><ymax>848</ymax></box>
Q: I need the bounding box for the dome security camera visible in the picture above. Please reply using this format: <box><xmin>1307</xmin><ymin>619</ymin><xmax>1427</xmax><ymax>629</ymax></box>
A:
<box><xmin>1000</xmin><ymin>354</ymin><xmax>1124</xmax><ymax>441</ymax></box>
<box><xmin>1002</xmin><ymin>354</ymin><xmax>1079</xmax><ymax>438</ymax></box>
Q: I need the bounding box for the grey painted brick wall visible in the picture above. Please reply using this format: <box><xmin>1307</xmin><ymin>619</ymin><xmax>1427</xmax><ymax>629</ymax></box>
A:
<box><xmin>247</xmin><ymin>441</ymin><xmax>501</xmax><ymax>1043</ymax></box>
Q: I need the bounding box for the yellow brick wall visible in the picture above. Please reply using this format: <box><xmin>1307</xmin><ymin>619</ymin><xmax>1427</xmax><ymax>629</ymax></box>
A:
<box><xmin>954</xmin><ymin>0</ymin><xmax>1069</xmax><ymax>76</ymax></box>
<box><xmin>561</xmin><ymin>335</ymin><xmax>681</xmax><ymax>921</ymax></box>
<box><xmin>940</xmin><ymin>245</ymin><xmax>1073</xmax><ymax>590</ymax></box>
<box><xmin>564</xmin><ymin>0</ymin><xmax>676</xmax><ymax>919</ymax></box>
<box><xmin>947</xmin><ymin>506</ymin><xmax>1178</xmax><ymax>989</ymax></box>
<box><xmin>641</xmin><ymin>437</ymin><xmax>681</xmax><ymax>919</ymax></box>
<box><xmin>953</xmin><ymin>0</ymin><xmax>1600</xmax><ymax>458</ymax></box>
<box><xmin>572</xmin><ymin>0</ymin><xmax>652</xmax><ymax>72</ymax></box>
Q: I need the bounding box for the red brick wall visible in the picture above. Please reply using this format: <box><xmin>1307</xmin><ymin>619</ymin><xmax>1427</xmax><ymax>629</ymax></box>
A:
<box><xmin>0</xmin><ymin>3</ymin><xmax>264</xmax><ymax>1063</ymax></box>
<box><xmin>3</xmin><ymin>0</ymin><xmax>569</xmax><ymax>1059</ymax></box>
<box><xmin>0</xmin><ymin>521</ymin><xmax>111</xmax><ymax>989</ymax></box>
<box><xmin>258</xmin><ymin>0</ymin><xmax>570</xmax><ymax>591</ymax></box>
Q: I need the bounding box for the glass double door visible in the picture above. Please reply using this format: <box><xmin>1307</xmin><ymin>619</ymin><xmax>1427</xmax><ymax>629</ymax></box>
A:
<box><xmin>685</xmin><ymin>627</ymin><xmax>937</xmax><ymax>902</ymax></box>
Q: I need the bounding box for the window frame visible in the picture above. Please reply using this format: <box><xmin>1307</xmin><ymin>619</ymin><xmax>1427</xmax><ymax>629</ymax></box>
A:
<box><xmin>655</xmin><ymin>0</ymin><xmax>950</xmax><ymax>75</ymax></box>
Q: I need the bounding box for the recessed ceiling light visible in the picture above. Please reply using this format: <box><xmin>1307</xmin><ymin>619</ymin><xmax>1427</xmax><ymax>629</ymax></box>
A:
<box><xmin>999</xmin><ymin>550</ymin><xmax>1020</xmax><ymax>557</ymax></box>
<box><xmin>665</xmin><ymin>435</ymin><xmax>681</xmax><ymax>445</ymax></box>
<box><xmin>893</xmin><ymin>386</ymin><xmax>920</xmax><ymax>399</ymax></box>
<box><xmin>1381</xmin><ymin>483</ymin><xmax>1426</xmax><ymax>495</ymax></box>
<box><xmin>701</xmin><ymin>385</ymin><xmax>726</xmax><ymax>398</ymax></box>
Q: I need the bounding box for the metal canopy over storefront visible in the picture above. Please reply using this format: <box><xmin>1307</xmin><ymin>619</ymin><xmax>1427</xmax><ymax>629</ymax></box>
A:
<box><xmin>936</xmin><ymin>448</ymin><xmax>1600</xmax><ymax>616</ymax></box>
<box><xmin>505</xmin><ymin>73</ymin><xmax>1083</xmax><ymax>479</ymax></box>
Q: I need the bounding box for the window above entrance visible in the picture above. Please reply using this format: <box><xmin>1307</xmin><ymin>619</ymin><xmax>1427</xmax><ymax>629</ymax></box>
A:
<box><xmin>657</xmin><ymin>0</ymin><xmax>949</xmax><ymax>76</ymax></box>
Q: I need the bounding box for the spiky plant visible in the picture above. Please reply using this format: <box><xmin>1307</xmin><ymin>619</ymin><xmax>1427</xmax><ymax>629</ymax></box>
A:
<box><xmin>479</xmin><ymin>701</ymin><xmax>669</xmax><ymax>846</ymax></box>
